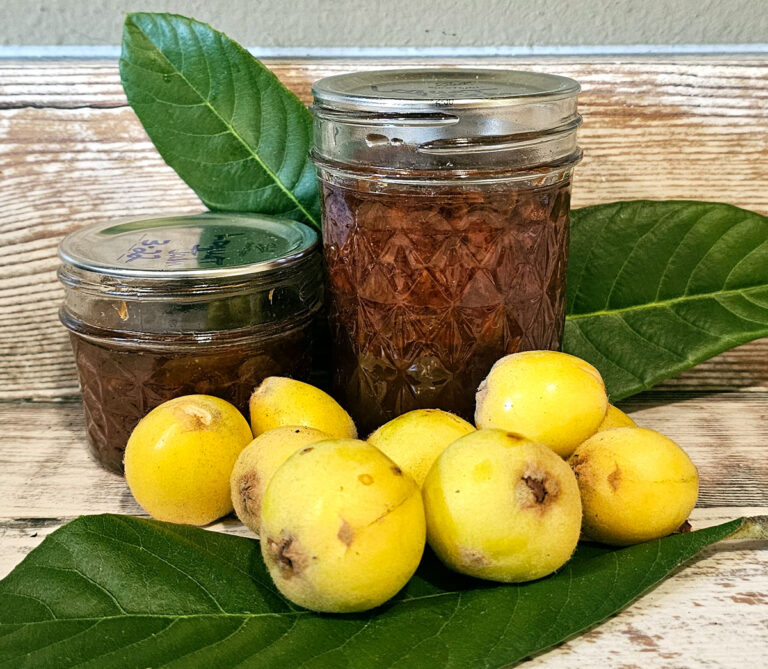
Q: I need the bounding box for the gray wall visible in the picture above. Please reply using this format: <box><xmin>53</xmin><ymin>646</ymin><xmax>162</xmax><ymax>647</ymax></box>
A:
<box><xmin>1</xmin><ymin>0</ymin><xmax>766</xmax><ymax>50</ymax></box>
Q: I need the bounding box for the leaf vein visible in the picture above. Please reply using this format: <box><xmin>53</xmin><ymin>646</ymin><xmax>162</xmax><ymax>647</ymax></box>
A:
<box><xmin>569</xmin><ymin>320</ymin><xmax>645</xmax><ymax>384</ymax></box>
<box><xmin>35</xmin><ymin>564</ymin><xmax>127</xmax><ymax>615</ymax></box>
<box><xmin>682</xmin><ymin>217</ymin><xmax>752</xmax><ymax>296</ymax></box>
<box><xmin>68</xmin><ymin>619</ymin><xmax>176</xmax><ymax>668</ymax></box>
<box><xmin>124</xmin><ymin>20</ymin><xmax>318</xmax><ymax>227</ymax></box>
<box><xmin>86</xmin><ymin>522</ymin><xmax>226</xmax><ymax>613</ymax></box>
<box><xmin>567</xmin><ymin>283</ymin><xmax>768</xmax><ymax>320</ymax></box>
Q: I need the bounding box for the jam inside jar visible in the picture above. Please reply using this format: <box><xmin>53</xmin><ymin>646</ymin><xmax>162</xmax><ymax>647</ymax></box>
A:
<box><xmin>312</xmin><ymin>69</ymin><xmax>582</xmax><ymax>432</ymax></box>
<box><xmin>58</xmin><ymin>213</ymin><xmax>321</xmax><ymax>473</ymax></box>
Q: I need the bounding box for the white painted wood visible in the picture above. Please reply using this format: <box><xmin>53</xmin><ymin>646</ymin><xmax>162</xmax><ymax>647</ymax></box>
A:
<box><xmin>528</xmin><ymin>511</ymin><xmax>768</xmax><ymax>668</ymax></box>
<box><xmin>1</xmin><ymin>56</ymin><xmax>767</xmax><ymax>666</ymax></box>
<box><xmin>2</xmin><ymin>395</ymin><xmax>765</xmax><ymax>526</ymax></box>
<box><xmin>2</xmin><ymin>57</ymin><xmax>768</xmax><ymax>400</ymax></box>
<box><xmin>0</xmin><ymin>399</ymin><xmax>766</xmax><ymax>667</ymax></box>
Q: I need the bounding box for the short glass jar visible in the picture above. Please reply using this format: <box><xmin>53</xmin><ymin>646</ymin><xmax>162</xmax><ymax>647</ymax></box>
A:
<box><xmin>58</xmin><ymin>213</ymin><xmax>321</xmax><ymax>473</ymax></box>
<box><xmin>312</xmin><ymin>69</ymin><xmax>581</xmax><ymax>432</ymax></box>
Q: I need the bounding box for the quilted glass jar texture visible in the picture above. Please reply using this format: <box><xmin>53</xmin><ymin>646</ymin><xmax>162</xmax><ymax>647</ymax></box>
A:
<box><xmin>58</xmin><ymin>214</ymin><xmax>321</xmax><ymax>473</ymax></box>
<box><xmin>312</xmin><ymin>69</ymin><xmax>582</xmax><ymax>431</ymax></box>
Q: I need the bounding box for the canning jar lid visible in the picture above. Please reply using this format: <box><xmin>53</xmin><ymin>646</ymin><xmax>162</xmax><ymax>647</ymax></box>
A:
<box><xmin>58</xmin><ymin>213</ymin><xmax>318</xmax><ymax>292</ymax></box>
<box><xmin>312</xmin><ymin>68</ymin><xmax>582</xmax><ymax>174</ymax></box>
<box><xmin>58</xmin><ymin>213</ymin><xmax>322</xmax><ymax>339</ymax></box>
<box><xmin>313</xmin><ymin>68</ymin><xmax>579</xmax><ymax>113</ymax></box>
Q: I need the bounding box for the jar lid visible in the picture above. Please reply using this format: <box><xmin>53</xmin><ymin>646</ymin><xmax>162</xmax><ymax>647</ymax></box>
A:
<box><xmin>311</xmin><ymin>68</ymin><xmax>581</xmax><ymax>174</ymax></box>
<box><xmin>312</xmin><ymin>68</ymin><xmax>580</xmax><ymax>112</ymax></box>
<box><xmin>58</xmin><ymin>213</ymin><xmax>318</xmax><ymax>281</ymax></box>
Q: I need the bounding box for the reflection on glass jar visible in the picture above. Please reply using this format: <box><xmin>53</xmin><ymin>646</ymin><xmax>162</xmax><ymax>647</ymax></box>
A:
<box><xmin>312</xmin><ymin>69</ymin><xmax>581</xmax><ymax>432</ymax></box>
<box><xmin>58</xmin><ymin>214</ymin><xmax>321</xmax><ymax>473</ymax></box>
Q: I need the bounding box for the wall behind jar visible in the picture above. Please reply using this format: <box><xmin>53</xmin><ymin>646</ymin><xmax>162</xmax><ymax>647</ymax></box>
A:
<box><xmin>1</xmin><ymin>0</ymin><xmax>766</xmax><ymax>54</ymax></box>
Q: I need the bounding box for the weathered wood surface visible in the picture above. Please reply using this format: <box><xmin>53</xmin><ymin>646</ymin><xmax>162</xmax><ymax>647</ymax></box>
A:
<box><xmin>0</xmin><ymin>400</ymin><xmax>766</xmax><ymax>667</ymax></box>
<box><xmin>1</xmin><ymin>57</ymin><xmax>768</xmax><ymax>400</ymax></box>
<box><xmin>1</xmin><ymin>56</ymin><xmax>768</xmax><ymax>667</ymax></box>
<box><xmin>1</xmin><ymin>394</ymin><xmax>766</xmax><ymax>526</ymax></box>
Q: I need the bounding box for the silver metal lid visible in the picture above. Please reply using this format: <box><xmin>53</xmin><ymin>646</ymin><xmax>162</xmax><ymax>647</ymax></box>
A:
<box><xmin>312</xmin><ymin>68</ymin><xmax>580</xmax><ymax>112</ymax></box>
<box><xmin>58</xmin><ymin>213</ymin><xmax>318</xmax><ymax>281</ymax></box>
<box><xmin>311</xmin><ymin>68</ymin><xmax>581</xmax><ymax>174</ymax></box>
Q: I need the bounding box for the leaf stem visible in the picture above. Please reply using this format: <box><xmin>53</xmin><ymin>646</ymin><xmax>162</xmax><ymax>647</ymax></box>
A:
<box><xmin>729</xmin><ymin>516</ymin><xmax>768</xmax><ymax>541</ymax></box>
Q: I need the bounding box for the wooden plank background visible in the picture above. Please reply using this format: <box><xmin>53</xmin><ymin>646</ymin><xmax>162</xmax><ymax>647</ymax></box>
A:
<box><xmin>1</xmin><ymin>56</ymin><xmax>767</xmax><ymax>667</ymax></box>
<box><xmin>1</xmin><ymin>56</ymin><xmax>768</xmax><ymax>401</ymax></box>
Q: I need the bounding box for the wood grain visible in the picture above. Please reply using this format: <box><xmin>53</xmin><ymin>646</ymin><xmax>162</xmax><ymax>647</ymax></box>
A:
<box><xmin>2</xmin><ymin>55</ymin><xmax>767</xmax><ymax>667</ymax></box>
<box><xmin>0</xmin><ymin>399</ymin><xmax>766</xmax><ymax>667</ymax></box>
<box><xmin>2</xmin><ymin>394</ymin><xmax>766</xmax><ymax>524</ymax></box>
<box><xmin>1</xmin><ymin>57</ymin><xmax>768</xmax><ymax>400</ymax></box>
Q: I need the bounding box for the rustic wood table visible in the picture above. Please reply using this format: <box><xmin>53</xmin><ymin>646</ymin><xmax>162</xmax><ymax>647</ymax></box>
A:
<box><xmin>1</xmin><ymin>56</ymin><xmax>767</xmax><ymax>666</ymax></box>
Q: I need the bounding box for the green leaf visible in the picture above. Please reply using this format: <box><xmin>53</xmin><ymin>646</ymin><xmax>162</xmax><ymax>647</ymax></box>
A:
<box><xmin>118</xmin><ymin>12</ymin><xmax>768</xmax><ymax>399</ymax></box>
<box><xmin>0</xmin><ymin>514</ymin><xmax>752</xmax><ymax>668</ymax></box>
<box><xmin>119</xmin><ymin>13</ymin><xmax>320</xmax><ymax>229</ymax></box>
<box><xmin>565</xmin><ymin>200</ymin><xmax>768</xmax><ymax>400</ymax></box>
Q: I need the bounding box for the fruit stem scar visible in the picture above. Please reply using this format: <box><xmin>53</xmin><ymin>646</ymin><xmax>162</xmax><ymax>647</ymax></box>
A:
<box><xmin>266</xmin><ymin>534</ymin><xmax>306</xmax><ymax>579</ymax></box>
<box><xmin>520</xmin><ymin>466</ymin><xmax>560</xmax><ymax>508</ymax></box>
<box><xmin>178</xmin><ymin>404</ymin><xmax>213</xmax><ymax>428</ymax></box>
<box><xmin>523</xmin><ymin>475</ymin><xmax>548</xmax><ymax>503</ymax></box>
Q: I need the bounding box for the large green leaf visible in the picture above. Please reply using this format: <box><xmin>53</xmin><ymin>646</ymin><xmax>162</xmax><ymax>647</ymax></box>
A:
<box><xmin>119</xmin><ymin>13</ymin><xmax>768</xmax><ymax>399</ymax></box>
<box><xmin>565</xmin><ymin>201</ymin><xmax>768</xmax><ymax>399</ymax></box>
<box><xmin>119</xmin><ymin>13</ymin><xmax>320</xmax><ymax>229</ymax></box>
<box><xmin>0</xmin><ymin>514</ymin><xmax>758</xmax><ymax>668</ymax></box>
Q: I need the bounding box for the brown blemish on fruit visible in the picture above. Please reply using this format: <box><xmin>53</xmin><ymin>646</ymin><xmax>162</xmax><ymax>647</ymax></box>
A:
<box><xmin>569</xmin><ymin>454</ymin><xmax>592</xmax><ymax>485</ymax></box>
<box><xmin>358</xmin><ymin>474</ymin><xmax>374</xmax><ymax>485</ymax></box>
<box><xmin>337</xmin><ymin>519</ymin><xmax>355</xmax><ymax>546</ymax></box>
<box><xmin>607</xmin><ymin>466</ymin><xmax>622</xmax><ymax>491</ymax></box>
<box><xmin>460</xmin><ymin>547</ymin><xmax>491</xmax><ymax>567</ymax></box>
<box><xmin>238</xmin><ymin>471</ymin><xmax>261</xmax><ymax>517</ymax></box>
<box><xmin>266</xmin><ymin>534</ymin><xmax>307</xmax><ymax>579</ymax></box>
<box><xmin>300</xmin><ymin>447</ymin><xmax>314</xmax><ymax>455</ymax></box>
<box><xmin>519</xmin><ymin>466</ymin><xmax>560</xmax><ymax>509</ymax></box>
<box><xmin>391</xmin><ymin>465</ymin><xmax>403</xmax><ymax>476</ymax></box>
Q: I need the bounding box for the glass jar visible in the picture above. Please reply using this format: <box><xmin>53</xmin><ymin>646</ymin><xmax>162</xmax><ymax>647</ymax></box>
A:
<box><xmin>311</xmin><ymin>69</ymin><xmax>581</xmax><ymax>432</ymax></box>
<box><xmin>58</xmin><ymin>213</ymin><xmax>321</xmax><ymax>473</ymax></box>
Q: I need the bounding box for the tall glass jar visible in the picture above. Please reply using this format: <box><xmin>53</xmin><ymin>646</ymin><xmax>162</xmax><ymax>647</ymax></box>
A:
<box><xmin>58</xmin><ymin>213</ymin><xmax>321</xmax><ymax>473</ymax></box>
<box><xmin>311</xmin><ymin>69</ymin><xmax>581</xmax><ymax>433</ymax></box>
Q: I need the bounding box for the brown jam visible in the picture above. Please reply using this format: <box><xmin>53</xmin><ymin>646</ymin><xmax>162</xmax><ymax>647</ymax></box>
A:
<box><xmin>311</xmin><ymin>68</ymin><xmax>581</xmax><ymax>432</ymax></box>
<box><xmin>70</xmin><ymin>326</ymin><xmax>313</xmax><ymax>474</ymax></box>
<box><xmin>321</xmin><ymin>179</ymin><xmax>571</xmax><ymax>433</ymax></box>
<box><xmin>58</xmin><ymin>213</ymin><xmax>321</xmax><ymax>474</ymax></box>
